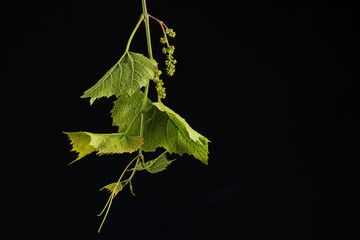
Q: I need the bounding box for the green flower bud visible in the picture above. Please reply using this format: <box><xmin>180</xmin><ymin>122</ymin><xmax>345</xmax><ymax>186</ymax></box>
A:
<box><xmin>160</xmin><ymin>37</ymin><xmax>167</xmax><ymax>44</ymax></box>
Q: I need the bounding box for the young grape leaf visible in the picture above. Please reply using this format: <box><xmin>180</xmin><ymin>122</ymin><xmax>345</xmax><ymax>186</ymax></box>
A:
<box><xmin>81</xmin><ymin>52</ymin><xmax>158</xmax><ymax>105</ymax></box>
<box><xmin>64</xmin><ymin>132</ymin><xmax>143</xmax><ymax>164</ymax></box>
<box><xmin>111</xmin><ymin>90</ymin><xmax>210</xmax><ymax>164</ymax></box>
<box><xmin>100</xmin><ymin>182</ymin><xmax>123</xmax><ymax>196</ymax></box>
<box><xmin>136</xmin><ymin>151</ymin><xmax>175</xmax><ymax>173</ymax></box>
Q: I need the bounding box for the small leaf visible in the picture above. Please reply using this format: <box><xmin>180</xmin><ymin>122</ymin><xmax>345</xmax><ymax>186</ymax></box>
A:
<box><xmin>144</xmin><ymin>151</ymin><xmax>175</xmax><ymax>174</ymax></box>
<box><xmin>100</xmin><ymin>182</ymin><xmax>123</xmax><ymax>196</ymax></box>
<box><xmin>81</xmin><ymin>52</ymin><xmax>157</xmax><ymax>104</ymax></box>
<box><xmin>129</xmin><ymin>180</ymin><xmax>135</xmax><ymax>196</ymax></box>
<box><xmin>64</xmin><ymin>132</ymin><xmax>143</xmax><ymax>163</ymax></box>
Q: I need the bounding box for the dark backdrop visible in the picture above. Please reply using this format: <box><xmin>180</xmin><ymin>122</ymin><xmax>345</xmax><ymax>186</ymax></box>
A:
<box><xmin>1</xmin><ymin>0</ymin><xmax>358</xmax><ymax>239</ymax></box>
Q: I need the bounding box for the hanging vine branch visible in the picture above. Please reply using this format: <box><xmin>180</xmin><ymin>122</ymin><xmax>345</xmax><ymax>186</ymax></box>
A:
<box><xmin>64</xmin><ymin>0</ymin><xmax>210</xmax><ymax>232</ymax></box>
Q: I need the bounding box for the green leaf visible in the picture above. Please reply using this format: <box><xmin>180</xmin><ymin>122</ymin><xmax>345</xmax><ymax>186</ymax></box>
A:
<box><xmin>81</xmin><ymin>52</ymin><xmax>157</xmax><ymax>104</ymax></box>
<box><xmin>151</xmin><ymin>102</ymin><xmax>210</xmax><ymax>164</ymax></box>
<box><xmin>137</xmin><ymin>151</ymin><xmax>175</xmax><ymax>174</ymax></box>
<box><xmin>110</xmin><ymin>89</ymin><xmax>145</xmax><ymax>133</ymax></box>
<box><xmin>100</xmin><ymin>182</ymin><xmax>123</xmax><ymax>196</ymax></box>
<box><xmin>64</xmin><ymin>132</ymin><xmax>96</xmax><ymax>163</ymax></box>
<box><xmin>64</xmin><ymin>132</ymin><xmax>143</xmax><ymax>163</ymax></box>
<box><xmin>152</xmin><ymin>102</ymin><xmax>207</xmax><ymax>143</ymax></box>
<box><xmin>111</xmin><ymin>90</ymin><xmax>210</xmax><ymax>164</ymax></box>
<box><xmin>87</xmin><ymin>132</ymin><xmax>143</xmax><ymax>155</ymax></box>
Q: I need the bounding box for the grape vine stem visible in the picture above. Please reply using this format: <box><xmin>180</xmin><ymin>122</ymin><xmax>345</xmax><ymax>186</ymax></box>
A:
<box><xmin>97</xmin><ymin>0</ymin><xmax>154</xmax><ymax>233</ymax></box>
<box><xmin>139</xmin><ymin>0</ymin><xmax>153</xmax><ymax>166</ymax></box>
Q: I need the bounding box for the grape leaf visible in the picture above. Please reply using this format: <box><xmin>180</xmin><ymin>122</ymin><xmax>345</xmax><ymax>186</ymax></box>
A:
<box><xmin>111</xmin><ymin>90</ymin><xmax>210</xmax><ymax>164</ymax></box>
<box><xmin>110</xmin><ymin>89</ymin><xmax>145</xmax><ymax>132</ymax></box>
<box><xmin>151</xmin><ymin>102</ymin><xmax>210</xmax><ymax>164</ymax></box>
<box><xmin>64</xmin><ymin>132</ymin><xmax>143</xmax><ymax>164</ymax></box>
<box><xmin>100</xmin><ymin>182</ymin><xmax>123</xmax><ymax>196</ymax></box>
<box><xmin>64</xmin><ymin>132</ymin><xmax>96</xmax><ymax>162</ymax></box>
<box><xmin>81</xmin><ymin>52</ymin><xmax>158</xmax><ymax>105</ymax></box>
<box><xmin>135</xmin><ymin>151</ymin><xmax>175</xmax><ymax>173</ymax></box>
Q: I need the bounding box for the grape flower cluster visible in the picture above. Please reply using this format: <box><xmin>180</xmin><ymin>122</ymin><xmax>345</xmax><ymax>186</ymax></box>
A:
<box><xmin>153</xmin><ymin>69</ymin><xmax>166</xmax><ymax>100</ymax></box>
<box><xmin>153</xmin><ymin>28</ymin><xmax>176</xmax><ymax>101</ymax></box>
<box><xmin>160</xmin><ymin>28</ymin><xmax>176</xmax><ymax>76</ymax></box>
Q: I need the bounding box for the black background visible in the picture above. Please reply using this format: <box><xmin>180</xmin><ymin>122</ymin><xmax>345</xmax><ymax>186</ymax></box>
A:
<box><xmin>1</xmin><ymin>0</ymin><xmax>358</xmax><ymax>239</ymax></box>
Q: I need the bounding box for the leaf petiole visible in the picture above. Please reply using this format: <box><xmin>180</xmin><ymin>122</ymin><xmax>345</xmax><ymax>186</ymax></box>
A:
<box><xmin>125</xmin><ymin>14</ymin><xmax>145</xmax><ymax>52</ymax></box>
<box><xmin>124</xmin><ymin>109</ymin><xmax>144</xmax><ymax>135</ymax></box>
